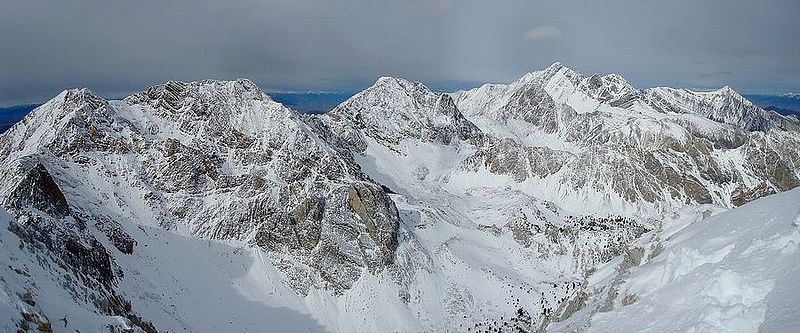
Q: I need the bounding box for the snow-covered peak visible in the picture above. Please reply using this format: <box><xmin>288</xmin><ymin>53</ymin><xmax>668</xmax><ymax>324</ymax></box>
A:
<box><xmin>717</xmin><ymin>85</ymin><xmax>756</xmax><ymax>104</ymax></box>
<box><xmin>452</xmin><ymin>62</ymin><xmax>800</xmax><ymax>213</ymax></box>
<box><xmin>324</xmin><ymin>76</ymin><xmax>480</xmax><ymax>150</ymax></box>
<box><xmin>542</xmin><ymin>61</ymin><xmax>577</xmax><ymax>79</ymax></box>
<box><xmin>577</xmin><ymin>73</ymin><xmax>639</xmax><ymax>107</ymax></box>
<box><xmin>359</xmin><ymin>76</ymin><xmax>434</xmax><ymax>102</ymax></box>
<box><xmin>117</xmin><ymin>78</ymin><xmax>312</xmax><ymax>142</ymax></box>
<box><xmin>18</xmin><ymin>87</ymin><xmax>110</xmax><ymax>124</ymax></box>
<box><xmin>457</xmin><ymin>63</ymin><xmax>796</xmax><ymax>133</ymax></box>
<box><xmin>373</xmin><ymin>76</ymin><xmax>418</xmax><ymax>88</ymax></box>
<box><xmin>0</xmin><ymin>78</ymin><xmax>320</xmax><ymax>166</ymax></box>
<box><xmin>56</xmin><ymin>87</ymin><xmax>107</xmax><ymax>110</ymax></box>
<box><xmin>510</xmin><ymin>62</ymin><xmax>577</xmax><ymax>86</ymax></box>
<box><xmin>125</xmin><ymin>78</ymin><xmax>269</xmax><ymax>111</ymax></box>
<box><xmin>717</xmin><ymin>85</ymin><xmax>735</xmax><ymax>94</ymax></box>
<box><xmin>545</xmin><ymin>61</ymin><xmax>565</xmax><ymax>72</ymax></box>
<box><xmin>700</xmin><ymin>85</ymin><xmax>750</xmax><ymax>103</ymax></box>
<box><xmin>332</xmin><ymin>76</ymin><xmax>434</xmax><ymax>115</ymax></box>
<box><xmin>642</xmin><ymin>85</ymin><xmax>776</xmax><ymax>131</ymax></box>
<box><xmin>0</xmin><ymin>87</ymin><xmax>118</xmax><ymax>158</ymax></box>
<box><xmin>461</xmin><ymin>63</ymin><xmax>640</xmax><ymax>120</ymax></box>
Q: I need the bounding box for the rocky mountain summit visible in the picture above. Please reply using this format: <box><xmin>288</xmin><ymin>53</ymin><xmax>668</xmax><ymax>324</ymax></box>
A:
<box><xmin>0</xmin><ymin>79</ymin><xmax>405</xmax><ymax>331</ymax></box>
<box><xmin>324</xmin><ymin>76</ymin><xmax>483</xmax><ymax>151</ymax></box>
<box><xmin>1</xmin><ymin>64</ymin><xmax>799</xmax><ymax>332</ymax></box>
<box><xmin>454</xmin><ymin>63</ymin><xmax>800</xmax><ymax>212</ymax></box>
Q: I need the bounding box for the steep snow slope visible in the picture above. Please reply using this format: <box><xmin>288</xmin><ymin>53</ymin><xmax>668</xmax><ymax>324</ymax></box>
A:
<box><xmin>0</xmin><ymin>207</ymin><xmax>328</xmax><ymax>332</ymax></box>
<box><xmin>550</xmin><ymin>188</ymin><xmax>800</xmax><ymax>333</ymax></box>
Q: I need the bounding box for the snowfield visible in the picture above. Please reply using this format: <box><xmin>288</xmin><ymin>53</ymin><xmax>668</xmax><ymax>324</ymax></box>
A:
<box><xmin>578</xmin><ymin>188</ymin><xmax>800</xmax><ymax>333</ymax></box>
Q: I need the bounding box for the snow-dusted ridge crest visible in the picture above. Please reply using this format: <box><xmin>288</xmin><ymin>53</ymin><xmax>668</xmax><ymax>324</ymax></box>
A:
<box><xmin>457</xmin><ymin>62</ymin><xmax>796</xmax><ymax>131</ymax></box>
<box><xmin>324</xmin><ymin>63</ymin><xmax>799</xmax><ymax>214</ymax></box>
<box><xmin>0</xmin><ymin>66</ymin><xmax>799</xmax><ymax>333</ymax></box>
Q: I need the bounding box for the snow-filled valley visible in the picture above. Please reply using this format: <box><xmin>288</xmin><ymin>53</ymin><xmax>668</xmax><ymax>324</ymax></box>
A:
<box><xmin>1</xmin><ymin>63</ymin><xmax>799</xmax><ymax>332</ymax></box>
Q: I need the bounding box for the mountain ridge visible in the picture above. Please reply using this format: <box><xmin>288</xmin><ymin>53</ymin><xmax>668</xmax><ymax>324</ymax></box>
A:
<box><xmin>1</xmin><ymin>64</ymin><xmax>799</xmax><ymax>332</ymax></box>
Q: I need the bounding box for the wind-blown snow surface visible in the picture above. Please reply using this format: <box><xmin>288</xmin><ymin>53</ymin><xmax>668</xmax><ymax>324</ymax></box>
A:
<box><xmin>553</xmin><ymin>188</ymin><xmax>800</xmax><ymax>333</ymax></box>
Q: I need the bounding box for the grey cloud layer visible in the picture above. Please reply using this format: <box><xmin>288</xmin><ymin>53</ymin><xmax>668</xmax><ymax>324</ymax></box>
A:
<box><xmin>1</xmin><ymin>0</ymin><xmax>798</xmax><ymax>105</ymax></box>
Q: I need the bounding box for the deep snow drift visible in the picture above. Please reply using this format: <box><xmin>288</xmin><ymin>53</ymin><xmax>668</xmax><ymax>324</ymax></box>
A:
<box><xmin>556</xmin><ymin>188</ymin><xmax>800</xmax><ymax>333</ymax></box>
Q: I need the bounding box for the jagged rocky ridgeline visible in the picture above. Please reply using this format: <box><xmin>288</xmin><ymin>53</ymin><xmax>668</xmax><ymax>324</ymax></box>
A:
<box><xmin>0</xmin><ymin>64</ymin><xmax>799</xmax><ymax>332</ymax></box>
<box><xmin>452</xmin><ymin>63</ymin><xmax>800</xmax><ymax>210</ymax></box>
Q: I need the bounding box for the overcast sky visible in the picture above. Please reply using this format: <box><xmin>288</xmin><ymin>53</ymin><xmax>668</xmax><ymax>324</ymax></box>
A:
<box><xmin>1</xmin><ymin>0</ymin><xmax>798</xmax><ymax>106</ymax></box>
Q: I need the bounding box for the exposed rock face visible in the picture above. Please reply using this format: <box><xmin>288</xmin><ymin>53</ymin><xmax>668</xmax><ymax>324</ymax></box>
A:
<box><xmin>643</xmin><ymin>85</ymin><xmax>772</xmax><ymax>131</ymax></box>
<box><xmin>0</xmin><ymin>79</ymin><xmax>404</xmax><ymax>320</ymax></box>
<box><xmin>346</xmin><ymin>181</ymin><xmax>400</xmax><ymax>264</ymax></box>
<box><xmin>580</xmin><ymin>73</ymin><xmax>640</xmax><ymax>108</ymax></box>
<box><xmin>248</xmin><ymin>181</ymin><xmax>401</xmax><ymax>293</ymax></box>
<box><xmin>1</xmin><ymin>161</ymin><xmax>154</xmax><ymax>332</ymax></box>
<box><xmin>324</xmin><ymin>77</ymin><xmax>483</xmax><ymax>151</ymax></box>
<box><xmin>4</xmin><ymin>162</ymin><xmax>118</xmax><ymax>288</ymax></box>
<box><xmin>6</xmin><ymin>164</ymin><xmax>71</xmax><ymax>217</ymax></box>
<box><xmin>464</xmin><ymin>139</ymin><xmax>570</xmax><ymax>181</ymax></box>
<box><xmin>455</xmin><ymin>62</ymin><xmax>800</xmax><ymax>211</ymax></box>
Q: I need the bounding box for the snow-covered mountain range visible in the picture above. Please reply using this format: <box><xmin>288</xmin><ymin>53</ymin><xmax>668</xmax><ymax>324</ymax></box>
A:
<box><xmin>1</xmin><ymin>63</ymin><xmax>798</xmax><ymax>332</ymax></box>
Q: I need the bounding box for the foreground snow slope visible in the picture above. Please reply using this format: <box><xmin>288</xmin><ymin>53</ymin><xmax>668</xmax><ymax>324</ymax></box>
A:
<box><xmin>581</xmin><ymin>188</ymin><xmax>800</xmax><ymax>332</ymax></box>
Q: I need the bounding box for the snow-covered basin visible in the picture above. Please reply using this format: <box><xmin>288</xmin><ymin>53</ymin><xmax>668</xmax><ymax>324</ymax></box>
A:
<box><xmin>587</xmin><ymin>188</ymin><xmax>800</xmax><ymax>333</ymax></box>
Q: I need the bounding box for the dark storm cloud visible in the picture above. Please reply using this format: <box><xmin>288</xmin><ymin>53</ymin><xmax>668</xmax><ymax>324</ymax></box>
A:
<box><xmin>1</xmin><ymin>0</ymin><xmax>798</xmax><ymax>105</ymax></box>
